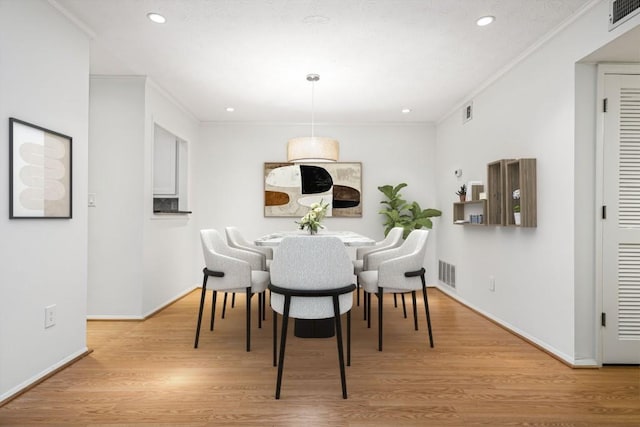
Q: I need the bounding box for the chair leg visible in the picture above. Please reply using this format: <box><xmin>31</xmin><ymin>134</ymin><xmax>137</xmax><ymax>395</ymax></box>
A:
<box><xmin>363</xmin><ymin>287</ymin><xmax>367</xmax><ymax>321</ymax></box>
<box><xmin>210</xmin><ymin>290</ymin><xmax>217</xmax><ymax>331</ymax></box>
<box><xmin>378</xmin><ymin>288</ymin><xmax>384</xmax><ymax>351</ymax></box>
<box><xmin>412</xmin><ymin>291</ymin><xmax>418</xmax><ymax>331</ymax></box>
<box><xmin>394</xmin><ymin>293</ymin><xmax>398</xmax><ymax>308</ymax></box>
<box><xmin>421</xmin><ymin>275</ymin><xmax>434</xmax><ymax>348</ymax></box>
<box><xmin>332</xmin><ymin>295</ymin><xmax>348</xmax><ymax>399</ymax></box>
<box><xmin>194</xmin><ymin>274</ymin><xmax>208</xmax><ymax>349</ymax></box>
<box><xmin>275</xmin><ymin>296</ymin><xmax>291</xmax><ymax>399</ymax></box>
<box><xmin>367</xmin><ymin>292</ymin><xmax>372</xmax><ymax>329</ymax></box>
<box><xmin>273</xmin><ymin>310</ymin><xmax>278</xmax><ymax>367</ymax></box>
<box><xmin>347</xmin><ymin>310</ymin><xmax>351</xmax><ymax>367</ymax></box>
<box><xmin>222</xmin><ymin>292</ymin><xmax>228</xmax><ymax>319</ymax></box>
<box><xmin>262</xmin><ymin>291</ymin><xmax>266</xmax><ymax>321</ymax></box>
<box><xmin>246</xmin><ymin>287</ymin><xmax>251</xmax><ymax>352</ymax></box>
<box><xmin>231</xmin><ymin>292</ymin><xmax>236</xmax><ymax>308</ymax></box>
<box><xmin>401</xmin><ymin>294</ymin><xmax>407</xmax><ymax>318</ymax></box>
<box><xmin>356</xmin><ymin>279</ymin><xmax>360</xmax><ymax>306</ymax></box>
<box><xmin>258</xmin><ymin>292</ymin><xmax>262</xmax><ymax>329</ymax></box>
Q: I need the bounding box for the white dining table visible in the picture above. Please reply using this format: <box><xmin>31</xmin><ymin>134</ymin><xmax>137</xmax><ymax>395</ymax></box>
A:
<box><xmin>254</xmin><ymin>230</ymin><xmax>375</xmax><ymax>247</ymax></box>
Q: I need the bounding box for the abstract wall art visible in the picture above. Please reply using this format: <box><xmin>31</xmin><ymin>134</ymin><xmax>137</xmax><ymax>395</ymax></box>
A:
<box><xmin>9</xmin><ymin>118</ymin><xmax>72</xmax><ymax>219</ymax></box>
<box><xmin>264</xmin><ymin>162</ymin><xmax>362</xmax><ymax>217</ymax></box>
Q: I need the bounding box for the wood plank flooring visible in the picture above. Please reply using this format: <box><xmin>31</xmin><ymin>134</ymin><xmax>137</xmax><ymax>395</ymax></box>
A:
<box><xmin>1</xmin><ymin>288</ymin><xmax>638</xmax><ymax>426</ymax></box>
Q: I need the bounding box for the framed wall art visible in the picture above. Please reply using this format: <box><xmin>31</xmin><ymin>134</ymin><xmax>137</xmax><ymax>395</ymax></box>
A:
<box><xmin>9</xmin><ymin>118</ymin><xmax>72</xmax><ymax>219</ymax></box>
<box><xmin>264</xmin><ymin>162</ymin><xmax>362</xmax><ymax>217</ymax></box>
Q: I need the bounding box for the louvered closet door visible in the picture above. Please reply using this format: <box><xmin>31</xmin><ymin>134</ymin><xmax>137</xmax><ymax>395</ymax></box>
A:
<box><xmin>603</xmin><ymin>73</ymin><xmax>640</xmax><ymax>364</ymax></box>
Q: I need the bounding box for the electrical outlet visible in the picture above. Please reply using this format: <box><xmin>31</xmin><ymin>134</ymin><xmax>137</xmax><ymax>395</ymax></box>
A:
<box><xmin>45</xmin><ymin>304</ymin><xmax>56</xmax><ymax>328</ymax></box>
<box><xmin>489</xmin><ymin>276</ymin><xmax>495</xmax><ymax>292</ymax></box>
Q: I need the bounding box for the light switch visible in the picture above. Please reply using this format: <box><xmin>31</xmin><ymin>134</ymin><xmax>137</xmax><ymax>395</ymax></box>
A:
<box><xmin>88</xmin><ymin>193</ymin><xmax>96</xmax><ymax>207</ymax></box>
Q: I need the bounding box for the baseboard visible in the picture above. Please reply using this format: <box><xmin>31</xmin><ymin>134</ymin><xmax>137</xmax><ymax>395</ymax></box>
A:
<box><xmin>87</xmin><ymin>285</ymin><xmax>198</xmax><ymax>321</ymax></box>
<box><xmin>0</xmin><ymin>348</ymin><xmax>93</xmax><ymax>407</ymax></box>
<box><xmin>434</xmin><ymin>285</ymin><xmax>597</xmax><ymax>368</ymax></box>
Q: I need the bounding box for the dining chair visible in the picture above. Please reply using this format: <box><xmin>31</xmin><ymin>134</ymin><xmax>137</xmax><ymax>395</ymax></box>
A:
<box><xmin>353</xmin><ymin>227</ymin><xmax>404</xmax><ymax>309</ymax></box>
<box><xmin>269</xmin><ymin>236</ymin><xmax>355</xmax><ymax>399</ymax></box>
<box><xmin>358</xmin><ymin>229</ymin><xmax>434</xmax><ymax>351</ymax></box>
<box><xmin>194</xmin><ymin>229</ymin><xmax>270</xmax><ymax>352</ymax></box>
<box><xmin>223</xmin><ymin>226</ymin><xmax>272</xmax><ymax>319</ymax></box>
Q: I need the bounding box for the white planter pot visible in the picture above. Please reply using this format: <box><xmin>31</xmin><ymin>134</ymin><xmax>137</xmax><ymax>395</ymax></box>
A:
<box><xmin>514</xmin><ymin>212</ymin><xmax>521</xmax><ymax>226</ymax></box>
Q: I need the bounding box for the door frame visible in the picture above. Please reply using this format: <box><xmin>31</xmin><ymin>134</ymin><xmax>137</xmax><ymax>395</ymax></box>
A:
<box><xmin>595</xmin><ymin>63</ymin><xmax>640</xmax><ymax>365</ymax></box>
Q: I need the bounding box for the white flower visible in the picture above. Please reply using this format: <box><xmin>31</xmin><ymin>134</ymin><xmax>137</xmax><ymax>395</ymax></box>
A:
<box><xmin>512</xmin><ymin>189</ymin><xmax>520</xmax><ymax>199</ymax></box>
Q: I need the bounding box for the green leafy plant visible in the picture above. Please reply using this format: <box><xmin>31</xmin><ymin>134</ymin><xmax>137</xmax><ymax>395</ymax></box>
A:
<box><xmin>378</xmin><ymin>183</ymin><xmax>442</xmax><ymax>238</ymax></box>
<box><xmin>513</xmin><ymin>204</ymin><xmax>521</xmax><ymax>213</ymax></box>
<box><xmin>456</xmin><ymin>184</ymin><xmax>467</xmax><ymax>196</ymax></box>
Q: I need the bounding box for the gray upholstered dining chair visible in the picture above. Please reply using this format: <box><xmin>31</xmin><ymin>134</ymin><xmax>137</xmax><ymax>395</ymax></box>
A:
<box><xmin>223</xmin><ymin>226</ymin><xmax>272</xmax><ymax>319</ymax></box>
<box><xmin>194</xmin><ymin>229</ymin><xmax>270</xmax><ymax>352</ymax></box>
<box><xmin>269</xmin><ymin>236</ymin><xmax>355</xmax><ymax>399</ymax></box>
<box><xmin>353</xmin><ymin>226</ymin><xmax>404</xmax><ymax>309</ymax></box>
<box><xmin>358</xmin><ymin>229</ymin><xmax>433</xmax><ymax>351</ymax></box>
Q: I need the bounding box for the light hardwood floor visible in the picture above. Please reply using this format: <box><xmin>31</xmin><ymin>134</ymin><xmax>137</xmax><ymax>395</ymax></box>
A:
<box><xmin>1</xmin><ymin>288</ymin><xmax>638</xmax><ymax>426</ymax></box>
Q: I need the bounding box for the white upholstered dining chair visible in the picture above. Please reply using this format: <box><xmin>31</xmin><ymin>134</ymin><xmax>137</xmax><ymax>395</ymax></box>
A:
<box><xmin>269</xmin><ymin>236</ymin><xmax>355</xmax><ymax>399</ymax></box>
<box><xmin>358</xmin><ymin>229</ymin><xmax>434</xmax><ymax>351</ymax></box>
<box><xmin>353</xmin><ymin>227</ymin><xmax>404</xmax><ymax>307</ymax></box>
<box><xmin>194</xmin><ymin>229</ymin><xmax>270</xmax><ymax>352</ymax></box>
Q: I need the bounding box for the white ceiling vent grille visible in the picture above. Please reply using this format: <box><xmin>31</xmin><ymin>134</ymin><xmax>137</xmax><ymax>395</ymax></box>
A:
<box><xmin>609</xmin><ymin>0</ymin><xmax>640</xmax><ymax>31</ymax></box>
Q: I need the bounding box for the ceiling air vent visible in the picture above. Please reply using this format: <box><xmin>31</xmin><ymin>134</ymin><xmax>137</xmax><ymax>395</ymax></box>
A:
<box><xmin>609</xmin><ymin>0</ymin><xmax>640</xmax><ymax>31</ymax></box>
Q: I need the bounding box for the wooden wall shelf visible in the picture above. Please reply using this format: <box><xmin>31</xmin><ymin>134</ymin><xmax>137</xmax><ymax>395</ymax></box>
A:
<box><xmin>454</xmin><ymin>158</ymin><xmax>536</xmax><ymax>228</ymax></box>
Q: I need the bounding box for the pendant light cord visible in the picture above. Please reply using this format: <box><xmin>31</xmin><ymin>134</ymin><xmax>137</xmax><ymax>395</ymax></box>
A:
<box><xmin>311</xmin><ymin>78</ymin><xmax>315</xmax><ymax>138</ymax></box>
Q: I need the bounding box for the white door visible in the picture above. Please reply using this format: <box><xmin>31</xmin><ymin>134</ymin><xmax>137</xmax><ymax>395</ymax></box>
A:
<box><xmin>602</xmin><ymin>73</ymin><xmax>640</xmax><ymax>364</ymax></box>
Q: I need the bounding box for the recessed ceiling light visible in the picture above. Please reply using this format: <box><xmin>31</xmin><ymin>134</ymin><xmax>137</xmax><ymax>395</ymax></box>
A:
<box><xmin>303</xmin><ymin>15</ymin><xmax>330</xmax><ymax>24</ymax></box>
<box><xmin>147</xmin><ymin>13</ymin><xmax>166</xmax><ymax>24</ymax></box>
<box><xmin>476</xmin><ymin>15</ymin><xmax>495</xmax><ymax>26</ymax></box>
<box><xmin>401</xmin><ymin>108</ymin><xmax>412</xmax><ymax>114</ymax></box>
<box><xmin>226</xmin><ymin>107</ymin><xmax>235</xmax><ymax>112</ymax></box>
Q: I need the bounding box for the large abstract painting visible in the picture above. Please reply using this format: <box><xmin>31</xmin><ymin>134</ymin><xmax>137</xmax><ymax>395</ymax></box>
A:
<box><xmin>9</xmin><ymin>118</ymin><xmax>72</xmax><ymax>219</ymax></box>
<box><xmin>264</xmin><ymin>162</ymin><xmax>362</xmax><ymax>217</ymax></box>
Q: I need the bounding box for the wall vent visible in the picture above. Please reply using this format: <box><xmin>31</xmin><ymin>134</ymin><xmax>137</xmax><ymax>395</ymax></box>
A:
<box><xmin>609</xmin><ymin>0</ymin><xmax>640</xmax><ymax>31</ymax></box>
<box><xmin>438</xmin><ymin>260</ymin><xmax>456</xmax><ymax>288</ymax></box>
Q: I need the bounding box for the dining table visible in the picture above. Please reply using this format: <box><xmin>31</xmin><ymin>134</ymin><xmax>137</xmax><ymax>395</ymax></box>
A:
<box><xmin>255</xmin><ymin>230</ymin><xmax>375</xmax><ymax>338</ymax></box>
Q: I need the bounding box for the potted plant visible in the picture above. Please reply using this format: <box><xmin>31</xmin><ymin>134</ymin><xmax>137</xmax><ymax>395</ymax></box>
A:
<box><xmin>456</xmin><ymin>184</ymin><xmax>467</xmax><ymax>202</ymax></box>
<box><xmin>512</xmin><ymin>189</ymin><xmax>521</xmax><ymax>225</ymax></box>
<box><xmin>378</xmin><ymin>183</ymin><xmax>442</xmax><ymax>238</ymax></box>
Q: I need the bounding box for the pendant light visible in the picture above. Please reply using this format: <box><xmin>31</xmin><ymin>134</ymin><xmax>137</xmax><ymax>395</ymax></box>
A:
<box><xmin>287</xmin><ymin>74</ymin><xmax>339</xmax><ymax>163</ymax></box>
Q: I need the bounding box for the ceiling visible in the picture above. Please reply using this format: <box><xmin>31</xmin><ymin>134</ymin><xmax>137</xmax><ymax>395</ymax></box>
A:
<box><xmin>55</xmin><ymin>0</ymin><xmax>597</xmax><ymax>123</ymax></box>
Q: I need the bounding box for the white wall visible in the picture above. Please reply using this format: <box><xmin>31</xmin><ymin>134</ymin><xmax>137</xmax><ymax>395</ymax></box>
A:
<box><xmin>87</xmin><ymin>78</ymin><xmax>200</xmax><ymax>318</ymax></box>
<box><xmin>195</xmin><ymin>123</ymin><xmax>440</xmax><ymax>282</ymax></box>
<box><xmin>0</xmin><ymin>0</ymin><xmax>89</xmax><ymax>400</ymax></box>
<box><xmin>434</xmin><ymin>1</ymin><xmax>640</xmax><ymax>364</ymax></box>
<box><xmin>88</xmin><ymin>76</ymin><xmax>146</xmax><ymax>316</ymax></box>
<box><xmin>142</xmin><ymin>82</ymin><xmax>200</xmax><ymax>315</ymax></box>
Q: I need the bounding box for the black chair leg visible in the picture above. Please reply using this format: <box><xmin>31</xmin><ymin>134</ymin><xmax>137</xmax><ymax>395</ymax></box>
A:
<box><xmin>262</xmin><ymin>291</ymin><xmax>266</xmax><ymax>321</ymax></box>
<box><xmin>394</xmin><ymin>293</ymin><xmax>398</xmax><ymax>308</ymax></box>
<box><xmin>210</xmin><ymin>290</ymin><xmax>217</xmax><ymax>331</ymax></box>
<box><xmin>272</xmin><ymin>310</ymin><xmax>278</xmax><ymax>367</ymax></box>
<box><xmin>332</xmin><ymin>295</ymin><xmax>348</xmax><ymax>399</ymax></box>
<box><xmin>347</xmin><ymin>310</ymin><xmax>351</xmax><ymax>367</ymax></box>
<box><xmin>412</xmin><ymin>291</ymin><xmax>418</xmax><ymax>330</ymax></box>
<box><xmin>421</xmin><ymin>274</ymin><xmax>434</xmax><ymax>348</ymax></box>
<box><xmin>401</xmin><ymin>294</ymin><xmax>407</xmax><ymax>318</ymax></box>
<box><xmin>363</xmin><ymin>287</ymin><xmax>367</xmax><ymax>321</ymax></box>
<box><xmin>258</xmin><ymin>292</ymin><xmax>262</xmax><ymax>329</ymax></box>
<box><xmin>275</xmin><ymin>296</ymin><xmax>291</xmax><ymax>399</ymax></box>
<box><xmin>367</xmin><ymin>292</ymin><xmax>372</xmax><ymax>329</ymax></box>
<box><xmin>231</xmin><ymin>292</ymin><xmax>236</xmax><ymax>308</ymax></box>
<box><xmin>378</xmin><ymin>288</ymin><xmax>384</xmax><ymax>351</ymax></box>
<box><xmin>246</xmin><ymin>287</ymin><xmax>251</xmax><ymax>352</ymax></box>
<box><xmin>194</xmin><ymin>274</ymin><xmax>208</xmax><ymax>348</ymax></box>
<box><xmin>356</xmin><ymin>279</ymin><xmax>360</xmax><ymax>306</ymax></box>
<box><xmin>222</xmin><ymin>292</ymin><xmax>228</xmax><ymax>319</ymax></box>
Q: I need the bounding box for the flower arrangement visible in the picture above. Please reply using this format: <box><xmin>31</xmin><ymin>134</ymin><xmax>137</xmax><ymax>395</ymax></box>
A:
<box><xmin>297</xmin><ymin>199</ymin><xmax>329</xmax><ymax>234</ymax></box>
<box><xmin>512</xmin><ymin>189</ymin><xmax>521</xmax><ymax>212</ymax></box>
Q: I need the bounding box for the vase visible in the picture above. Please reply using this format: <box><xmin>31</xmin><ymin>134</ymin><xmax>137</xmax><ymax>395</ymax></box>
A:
<box><xmin>459</xmin><ymin>194</ymin><xmax>466</xmax><ymax>202</ymax></box>
<box><xmin>514</xmin><ymin>212</ymin><xmax>521</xmax><ymax>226</ymax></box>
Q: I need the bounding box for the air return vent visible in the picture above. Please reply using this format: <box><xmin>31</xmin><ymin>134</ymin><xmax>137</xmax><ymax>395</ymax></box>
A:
<box><xmin>438</xmin><ymin>260</ymin><xmax>456</xmax><ymax>288</ymax></box>
<box><xmin>609</xmin><ymin>0</ymin><xmax>640</xmax><ymax>31</ymax></box>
